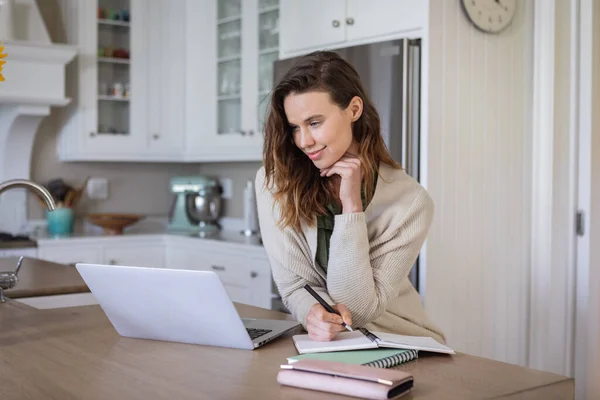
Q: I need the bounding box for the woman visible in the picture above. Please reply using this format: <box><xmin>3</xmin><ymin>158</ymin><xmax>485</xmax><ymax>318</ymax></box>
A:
<box><xmin>255</xmin><ymin>51</ymin><xmax>445</xmax><ymax>344</ymax></box>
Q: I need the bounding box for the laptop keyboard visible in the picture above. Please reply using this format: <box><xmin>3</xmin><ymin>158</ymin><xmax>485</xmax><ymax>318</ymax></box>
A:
<box><xmin>246</xmin><ymin>328</ymin><xmax>272</xmax><ymax>340</ymax></box>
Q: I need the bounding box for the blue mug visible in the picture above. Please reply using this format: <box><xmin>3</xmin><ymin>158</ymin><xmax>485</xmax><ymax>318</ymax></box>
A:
<box><xmin>46</xmin><ymin>207</ymin><xmax>74</xmax><ymax>236</ymax></box>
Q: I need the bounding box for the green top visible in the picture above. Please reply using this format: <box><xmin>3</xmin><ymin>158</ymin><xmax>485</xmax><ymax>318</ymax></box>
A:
<box><xmin>315</xmin><ymin>175</ymin><xmax>378</xmax><ymax>272</ymax></box>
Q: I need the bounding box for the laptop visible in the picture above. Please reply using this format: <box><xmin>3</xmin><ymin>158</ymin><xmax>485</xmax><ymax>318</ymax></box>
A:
<box><xmin>75</xmin><ymin>263</ymin><xmax>302</xmax><ymax>350</ymax></box>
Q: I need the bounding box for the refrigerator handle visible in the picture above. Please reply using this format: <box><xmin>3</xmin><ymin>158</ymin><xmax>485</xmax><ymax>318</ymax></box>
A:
<box><xmin>406</xmin><ymin>39</ymin><xmax>422</xmax><ymax>182</ymax></box>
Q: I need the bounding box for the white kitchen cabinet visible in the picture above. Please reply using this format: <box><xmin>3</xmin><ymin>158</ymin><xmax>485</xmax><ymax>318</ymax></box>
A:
<box><xmin>38</xmin><ymin>245</ymin><xmax>104</xmax><ymax>266</ymax></box>
<box><xmin>144</xmin><ymin>0</ymin><xmax>186</xmax><ymax>157</ymax></box>
<box><xmin>203</xmin><ymin>251</ymin><xmax>272</xmax><ymax>309</ymax></box>
<box><xmin>185</xmin><ymin>0</ymin><xmax>280</xmax><ymax>162</ymax></box>
<box><xmin>279</xmin><ymin>0</ymin><xmax>427</xmax><ymax>57</ymax></box>
<box><xmin>166</xmin><ymin>237</ymin><xmax>273</xmax><ymax>309</ymax></box>
<box><xmin>56</xmin><ymin>0</ymin><xmax>185</xmax><ymax>162</ymax></box>
<box><xmin>36</xmin><ymin>236</ymin><xmax>165</xmax><ymax>268</ymax></box>
<box><xmin>36</xmin><ymin>235</ymin><xmax>273</xmax><ymax>309</ymax></box>
<box><xmin>104</xmin><ymin>244</ymin><xmax>165</xmax><ymax>268</ymax></box>
<box><xmin>279</xmin><ymin>0</ymin><xmax>346</xmax><ymax>54</ymax></box>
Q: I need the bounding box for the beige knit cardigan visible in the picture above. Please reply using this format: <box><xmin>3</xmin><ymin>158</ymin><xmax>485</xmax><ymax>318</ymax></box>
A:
<box><xmin>255</xmin><ymin>163</ymin><xmax>446</xmax><ymax>344</ymax></box>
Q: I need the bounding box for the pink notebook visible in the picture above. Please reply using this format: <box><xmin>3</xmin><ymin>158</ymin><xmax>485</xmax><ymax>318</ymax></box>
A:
<box><xmin>278</xmin><ymin>359</ymin><xmax>414</xmax><ymax>399</ymax></box>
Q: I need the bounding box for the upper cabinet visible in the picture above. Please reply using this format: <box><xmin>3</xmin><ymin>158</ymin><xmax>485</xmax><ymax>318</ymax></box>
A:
<box><xmin>55</xmin><ymin>0</ymin><xmax>424</xmax><ymax>162</ymax></box>
<box><xmin>279</xmin><ymin>0</ymin><xmax>347</xmax><ymax>54</ymax></box>
<box><xmin>185</xmin><ymin>0</ymin><xmax>280</xmax><ymax>162</ymax></box>
<box><xmin>56</xmin><ymin>0</ymin><xmax>185</xmax><ymax>162</ymax></box>
<box><xmin>279</xmin><ymin>0</ymin><xmax>427</xmax><ymax>58</ymax></box>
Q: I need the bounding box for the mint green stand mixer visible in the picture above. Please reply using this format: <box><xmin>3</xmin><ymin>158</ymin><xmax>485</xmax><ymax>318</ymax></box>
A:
<box><xmin>168</xmin><ymin>176</ymin><xmax>222</xmax><ymax>236</ymax></box>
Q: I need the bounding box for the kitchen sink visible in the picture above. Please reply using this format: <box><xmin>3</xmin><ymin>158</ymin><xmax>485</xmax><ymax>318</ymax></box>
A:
<box><xmin>14</xmin><ymin>292</ymin><xmax>98</xmax><ymax>309</ymax></box>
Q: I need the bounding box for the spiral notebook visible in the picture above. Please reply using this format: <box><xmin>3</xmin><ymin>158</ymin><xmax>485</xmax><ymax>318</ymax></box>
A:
<box><xmin>287</xmin><ymin>348</ymin><xmax>419</xmax><ymax>369</ymax></box>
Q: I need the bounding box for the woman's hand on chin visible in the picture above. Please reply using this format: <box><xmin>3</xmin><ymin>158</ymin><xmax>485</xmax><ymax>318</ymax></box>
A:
<box><xmin>319</xmin><ymin>154</ymin><xmax>363</xmax><ymax>213</ymax></box>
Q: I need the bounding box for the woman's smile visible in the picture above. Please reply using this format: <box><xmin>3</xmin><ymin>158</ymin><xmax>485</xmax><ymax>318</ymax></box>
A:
<box><xmin>306</xmin><ymin>147</ymin><xmax>326</xmax><ymax>160</ymax></box>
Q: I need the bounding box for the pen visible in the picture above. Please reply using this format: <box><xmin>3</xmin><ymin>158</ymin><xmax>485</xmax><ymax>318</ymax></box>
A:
<box><xmin>303</xmin><ymin>284</ymin><xmax>353</xmax><ymax>331</ymax></box>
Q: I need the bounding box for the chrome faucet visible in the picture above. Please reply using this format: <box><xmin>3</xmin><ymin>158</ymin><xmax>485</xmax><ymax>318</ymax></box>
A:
<box><xmin>0</xmin><ymin>179</ymin><xmax>56</xmax><ymax>302</ymax></box>
<box><xmin>0</xmin><ymin>179</ymin><xmax>56</xmax><ymax>211</ymax></box>
<box><xmin>0</xmin><ymin>256</ymin><xmax>23</xmax><ymax>302</ymax></box>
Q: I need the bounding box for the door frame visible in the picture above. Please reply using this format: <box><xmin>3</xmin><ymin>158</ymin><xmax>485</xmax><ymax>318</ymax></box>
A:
<box><xmin>573</xmin><ymin>0</ymin><xmax>595</xmax><ymax>398</ymax></box>
<box><xmin>529</xmin><ymin>0</ymin><xmax>597</xmax><ymax>397</ymax></box>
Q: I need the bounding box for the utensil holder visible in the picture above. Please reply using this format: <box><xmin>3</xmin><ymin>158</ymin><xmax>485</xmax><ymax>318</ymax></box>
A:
<box><xmin>46</xmin><ymin>207</ymin><xmax>74</xmax><ymax>236</ymax></box>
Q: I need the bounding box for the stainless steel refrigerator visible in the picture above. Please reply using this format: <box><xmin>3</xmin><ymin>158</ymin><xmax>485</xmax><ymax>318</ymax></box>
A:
<box><xmin>271</xmin><ymin>38</ymin><xmax>422</xmax><ymax>307</ymax></box>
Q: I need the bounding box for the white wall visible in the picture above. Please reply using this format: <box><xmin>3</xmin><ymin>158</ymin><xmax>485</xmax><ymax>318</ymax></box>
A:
<box><xmin>425</xmin><ymin>0</ymin><xmax>533</xmax><ymax>365</ymax></box>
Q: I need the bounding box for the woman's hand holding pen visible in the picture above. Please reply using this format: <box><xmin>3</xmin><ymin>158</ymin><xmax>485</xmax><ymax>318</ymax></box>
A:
<box><xmin>306</xmin><ymin>303</ymin><xmax>353</xmax><ymax>341</ymax></box>
<box><xmin>319</xmin><ymin>153</ymin><xmax>363</xmax><ymax>214</ymax></box>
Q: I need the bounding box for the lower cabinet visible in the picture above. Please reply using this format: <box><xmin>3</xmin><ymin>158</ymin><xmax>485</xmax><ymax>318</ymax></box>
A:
<box><xmin>37</xmin><ymin>245</ymin><xmax>104</xmax><ymax>265</ymax></box>
<box><xmin>104</xmin><ymin>245</ymin><xmax>165</xmax><ymax>268</ymax></box>
<box><xmin>36</xmin><ymin>235</ymin><xmax>273</xmax><ymax>309</ymax></box>
<box><xmin>166</xmin><ymin>239</ymin><xmax>273</xmax><ymax>310</ymax></box>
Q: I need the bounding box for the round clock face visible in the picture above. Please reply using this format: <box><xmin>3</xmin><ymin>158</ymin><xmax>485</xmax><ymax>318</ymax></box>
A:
<box><xmin>462</xmin><ymin>0</ymin><xmax>517</xmax><ymax>34</ymax></box>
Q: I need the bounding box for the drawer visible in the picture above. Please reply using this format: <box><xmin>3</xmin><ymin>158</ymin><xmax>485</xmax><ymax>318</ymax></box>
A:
<box><xmin>38</xmin><ymin>246</ymin><xmax>103</xmax><ymax>266</ymax></box>
<box><xmin>104</xmin><ymin>245</ymin><xmax>165</xmax><ymax>268</ymax></box>
<box><xmin>205</xmin><ymin>253</ymin><xmax>252</xmax><ymax>287</ymax></box>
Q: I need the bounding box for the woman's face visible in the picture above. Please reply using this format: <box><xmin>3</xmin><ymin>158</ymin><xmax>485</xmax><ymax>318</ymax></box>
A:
<box><xmin>284</xmin><ymin>91</ymin><xmax>362</xmax><ymax>170</ymax></box>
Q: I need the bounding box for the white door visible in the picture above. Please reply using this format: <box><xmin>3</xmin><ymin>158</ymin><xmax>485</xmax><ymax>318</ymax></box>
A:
<box><xmin>84</xmin><ymin>0</ymin><xmax>148</xmax><ymax>156</ymax></box>
<box><xmin>185</xmin><ymin>0</ymin><xmax>278</xmax><ymax>161</ymax></box>
<box><xmin>345</xmin><ymin>0</ymin><xmax>426</xmax><ymax>42</ymax></box>
<box><xmin>146</xmin><ymin>0</ymin><xmax>185</xmax><ymax>156</ymax></box>
<box><xmin>279</xmin><ymin>0</ymin><xmax>346</xmax><ymax>55</ymax></box>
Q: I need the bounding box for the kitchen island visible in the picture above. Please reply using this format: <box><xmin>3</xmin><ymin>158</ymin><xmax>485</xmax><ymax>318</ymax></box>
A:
<box><xmin>1</xmin><ymin>304</ymin><xmax>574</xmax><ymax>398</ymax></box>
<box><xmin>1</xmin><ymin>256</ymin><xmax>89</xmax><ymax>298</ymax></box>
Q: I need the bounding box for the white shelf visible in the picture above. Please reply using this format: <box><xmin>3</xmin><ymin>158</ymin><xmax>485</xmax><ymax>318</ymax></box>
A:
<box><xmin>218</xmin><ymin>94</ymin><xmax>241</xmax><ymax>101</ymax></box>
<box><xmin>98</xmin><ymin>19</ymin><xmax>130</xmax><ymax>27</ymax></box>
<box><xmin>217</xmin><ymin>15</ymin><xmax>242</xmax><ymax>25</ymax></box>
<box><xmin>259</xmin><ymin>47</ymin><xmax>278</xmax><ymax>55</ymax></box>
<box><xmin>98</xmin><ymin>57</ymin><xmax>130</xmax><ymax>64</ymax></box>
<box><xmin>258</xmin><ymin>5</ymin><xmax>279</xmax><ymax>14</ymax></box>
<box><xmin>98</xmin><ymin>95</ymin><xmax>130</xmax><ymax>102</ymax></box>
<box><xmin>217</xmin><ymin>54</ymin><xmax>241</xmax><ymax>63</ymax></box>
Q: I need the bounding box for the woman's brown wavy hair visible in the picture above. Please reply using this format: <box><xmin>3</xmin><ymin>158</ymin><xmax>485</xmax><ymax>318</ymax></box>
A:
<box><xmin>262</xmin><ymin>50</ymin><xmax>400</xmax><ymax>231</ymax></box>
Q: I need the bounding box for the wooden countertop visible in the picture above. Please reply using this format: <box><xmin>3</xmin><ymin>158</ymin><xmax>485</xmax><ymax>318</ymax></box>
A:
<box><xmin>1</xmin><ymin>257</ymin><xmax>89</xmax><ymax>298</ymax></box>
<box><xmin>0</xmin><ymin>300</ymin><xmax>573</xmax><ymax>399</ymax></box>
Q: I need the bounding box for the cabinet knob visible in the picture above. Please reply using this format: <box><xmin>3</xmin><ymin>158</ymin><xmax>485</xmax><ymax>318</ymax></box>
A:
<box><xmin>152</xmin><ymin>133</ymin><xmax>159</xmax><ymax>140</ymax></box>
<box><xmin>240</xmin><ymin>130</ymin><xmax>247</xmax><ymax>136</ymax></box>
<box><xmin>346</xmin><ymin>17</ymin><xmax>355</xmax><ymax>25</ymax></box>
<box><xmin>108</xmin><ymin>259</ymin><xmax>117</xmax><ymax>265</ymax></box>
<box><xmin>211</xmin><ymin>265</ymin><xmax>225</xmax><ymax>271</ymax></box>
<box><xmin>90</xmin><ymin>132</ymin><xmax>96</xmax><ymax>137</ymax></box>
<box><xmin>250</xmin><ymin>271</ymin><xmax>258</xmax><ymax>278</ymax></box>
<box><xmin>332</xmin><ymin>20</ymin><xmax>340</xmax><ymax>28</ymax></box>
<box><xmin>248</xmin><ymin>130</ymin><xmax>255</xmax><ymax>136</ymax></box>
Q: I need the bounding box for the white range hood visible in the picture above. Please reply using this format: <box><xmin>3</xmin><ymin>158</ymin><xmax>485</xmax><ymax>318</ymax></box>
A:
<box><xmin>0</xmin><ymin>0</ymin><xmax>77</xmax><ymax>234</ymax></box>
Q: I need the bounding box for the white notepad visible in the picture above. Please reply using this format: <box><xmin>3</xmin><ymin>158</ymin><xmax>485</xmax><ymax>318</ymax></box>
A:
<box><xmin>292</xmin><ymin>329</ymin><xmax>455</xmax><ymax>355</ymax></box>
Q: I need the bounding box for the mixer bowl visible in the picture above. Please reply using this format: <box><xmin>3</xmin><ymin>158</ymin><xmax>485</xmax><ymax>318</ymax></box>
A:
<box><xmin>184</xmin><ymin>191</ymin><xmax>222</xmax><ymax>226</ymax></box>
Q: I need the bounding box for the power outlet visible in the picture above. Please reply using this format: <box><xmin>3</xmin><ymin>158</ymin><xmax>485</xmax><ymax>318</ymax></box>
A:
<box><xmin>86</xmin><ymin>177</ymin><xmax>109</xmax><ymax>200</ymax></box>
<box><xmin>220</xmin><ymin>178</ymin><xmax>233</xmax><ymax>199</ymax></box>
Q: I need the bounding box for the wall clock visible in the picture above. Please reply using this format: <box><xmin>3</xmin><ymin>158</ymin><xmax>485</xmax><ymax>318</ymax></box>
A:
<box><xmin>461</xmin><ymin>0</ymin><xmax>517</xmax><ymax>34</ymax></box>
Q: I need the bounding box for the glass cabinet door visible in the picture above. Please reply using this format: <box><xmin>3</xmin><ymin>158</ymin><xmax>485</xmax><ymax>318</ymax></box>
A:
<box><xmin>97</xmin><ymin>0</ymin><xmax>131</xmax><ymax>136</ymax></box>
<box><xmin>257</xmin><ymin>0</ymin><xmax>279</xmax><ymax>132</ymax></box>
<box><xmin>217</xmin><ymin>0</ymin><xmax>243</xmax><ymax>135</ymax></box>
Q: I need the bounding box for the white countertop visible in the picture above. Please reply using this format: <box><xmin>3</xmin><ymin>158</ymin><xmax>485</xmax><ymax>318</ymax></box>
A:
<box><xmin>25</xmin><ymin>216</ymin><xmax>263</xmax><ymax>248</ymax></box>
